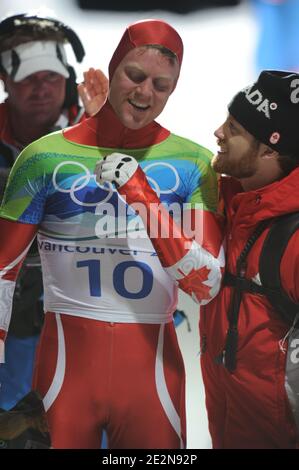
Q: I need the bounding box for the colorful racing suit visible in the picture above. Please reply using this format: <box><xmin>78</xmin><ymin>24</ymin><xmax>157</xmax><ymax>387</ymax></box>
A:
<box><xmin>0</xmin><ymin>101</ymin><xmax>223</xmax><ymax>447</ymax></box>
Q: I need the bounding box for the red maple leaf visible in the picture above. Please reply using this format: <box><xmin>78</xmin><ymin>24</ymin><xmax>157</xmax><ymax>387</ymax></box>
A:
<box><xmin>178</xmin><ymin>265</ymin><xmax>212</xmax><ymax>302</ymax></box>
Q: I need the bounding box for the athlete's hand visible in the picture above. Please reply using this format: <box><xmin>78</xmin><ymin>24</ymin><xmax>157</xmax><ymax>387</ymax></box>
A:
<box><xmin>78</xmin><ymin>68</ymin><xmax>109</xmax><ymax>117</ymax></box>
<box><xmin>95</xmin><ymin>153</ymin><xmax>138</xmax><ymax>187</ymax></box>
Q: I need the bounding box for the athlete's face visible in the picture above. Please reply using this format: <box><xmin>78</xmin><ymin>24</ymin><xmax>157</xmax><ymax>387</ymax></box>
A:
<box><xmin>108</xmin><ymin>46</ymin><xmax>180</xmax><ymax>130</ymax></box>
<box><xmin>212</xmin><ymin>114</ymin><xmax>261</xmax><ymax>179</ymax></box>
<box><xmin>4</xmin><ymin>71</ymin><xmax>66</xmax><ymax>126</ymax></box>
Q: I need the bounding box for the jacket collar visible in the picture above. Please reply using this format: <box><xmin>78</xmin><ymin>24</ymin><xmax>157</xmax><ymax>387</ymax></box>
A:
<box><xmin>220</xmin><ymin>167</ymin><xmax>299</xmax><ymax>226</ymax></box>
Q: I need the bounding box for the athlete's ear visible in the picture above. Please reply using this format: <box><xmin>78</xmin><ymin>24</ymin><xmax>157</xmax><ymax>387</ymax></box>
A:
<box><xmin>259</xmin><ymin>144</ymin><xmax>279</xmax><ymax>161</ymax></box>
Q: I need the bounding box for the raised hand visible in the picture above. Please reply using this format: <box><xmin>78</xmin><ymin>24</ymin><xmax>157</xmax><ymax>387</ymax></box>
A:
<box><xmin>95</xmin><ymin>153</ymin><xmax>138</xmax><ymax>187</ymax></box>
<box><xmin>77</xmin><ymin>67</ymin><xmax>109</xmax><ymax>116</ymax></box>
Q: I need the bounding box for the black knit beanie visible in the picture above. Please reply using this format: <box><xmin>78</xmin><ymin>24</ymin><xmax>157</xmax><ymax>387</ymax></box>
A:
<box><xmin>228</xmin><ymin>70</ymin><xmax>299</xmax><ymax>156</ymax></box>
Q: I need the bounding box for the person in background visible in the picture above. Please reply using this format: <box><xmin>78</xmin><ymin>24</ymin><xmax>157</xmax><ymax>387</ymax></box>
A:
<box><xmin>0</xmin><ymin>12</ymin><xmax>107</xmax><ymax>411</ymax></box>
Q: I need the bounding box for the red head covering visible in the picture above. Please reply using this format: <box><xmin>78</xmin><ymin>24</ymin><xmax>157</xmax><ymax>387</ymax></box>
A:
<box><xmin>64</xmin><ymin>19</ymin><xmax>183</xmax><ymax>148</ymax></box>
<box><xmin>108</xmin><ymin>19</ymin><xmax>184</xmax><ymax>81</ymax></box>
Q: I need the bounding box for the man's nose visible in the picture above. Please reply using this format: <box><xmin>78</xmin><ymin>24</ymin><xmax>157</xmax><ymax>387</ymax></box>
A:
<box><xmin>214</xmin><ymin>124</ymin><xmax>224</xmax><ymax>140</ymax></box>
<box><xmin>135</xmin><ymin>78</ymin><xmax>152</xmax><ymax>97</ymax></box>
<box><xmin>32</xmin><ymin>80</ymin><xmax>52</xmax><ymax>95</ymax></box>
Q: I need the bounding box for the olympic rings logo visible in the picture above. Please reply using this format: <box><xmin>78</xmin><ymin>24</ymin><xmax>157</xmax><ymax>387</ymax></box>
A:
<box><xmin>142</xmin><ymin>162</ymin><xmax>180</xmax><ymax>197</ymax></box>
<box><xmin>52</xmin><ymin>160</ymin><xmax>180</xmax><ymax>207</ymax></box>
<box><xmin>52</xmin><ymin>161</ymin><xmax>114</xmax><ymax>207</ymax></box>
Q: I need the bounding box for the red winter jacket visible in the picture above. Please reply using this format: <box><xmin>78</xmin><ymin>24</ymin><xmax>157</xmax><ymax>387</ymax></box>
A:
<box><xmin>200</xmin><ymin>168</ymin><xmax>299</xmax><ymax>449</ymax></box>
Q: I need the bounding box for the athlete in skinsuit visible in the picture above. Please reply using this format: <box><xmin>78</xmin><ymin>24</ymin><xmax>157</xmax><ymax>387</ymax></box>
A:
<box><xmin>0</xmin><ymin>19</ymin><xmax>224</xmax><ymax>448</ymax></box>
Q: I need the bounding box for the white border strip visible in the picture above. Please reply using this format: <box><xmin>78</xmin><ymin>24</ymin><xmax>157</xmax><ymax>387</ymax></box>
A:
<box><xmin>43</xmin><ymin>313</ymin><xmax>66</xmax><ymax>412</ymax></box>
<box><xmin>0</xmin><ymin>241</ymin><xmax>33</xmax><ymax>277</ymax></box>
<box><xmin>155</xmin><ymin>324</ymin><xmax>184</xmax><ymax>448</ymax></box>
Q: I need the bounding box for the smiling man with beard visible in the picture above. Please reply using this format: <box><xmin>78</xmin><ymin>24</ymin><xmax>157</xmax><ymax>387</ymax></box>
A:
<box><xmin>202</xmin><ymin>71</ymin><xmax>299</xmax><ymax>448</ymax></box>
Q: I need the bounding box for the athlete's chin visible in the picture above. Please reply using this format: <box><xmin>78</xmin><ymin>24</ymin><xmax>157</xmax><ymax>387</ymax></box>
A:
<box><xmin>211</xmin><ymin>154</ymin><xmax>225</xmax><ymax>174</ymax></box>
<box><xmin>29</xmin><ymin>113</ymin><xmax>57</xmax><ymax>126</ymax></box>
<box><xmin>121</xmin><ymin>114</ymin><xmax>151</xmax><ymax>130</ymax></box>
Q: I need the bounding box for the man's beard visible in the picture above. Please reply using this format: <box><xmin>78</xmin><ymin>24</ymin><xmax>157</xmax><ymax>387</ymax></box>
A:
<box><xmin>212</xmin><ymin>151</ymin><xmax>258</xmax><ymax>179</ymax></box>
